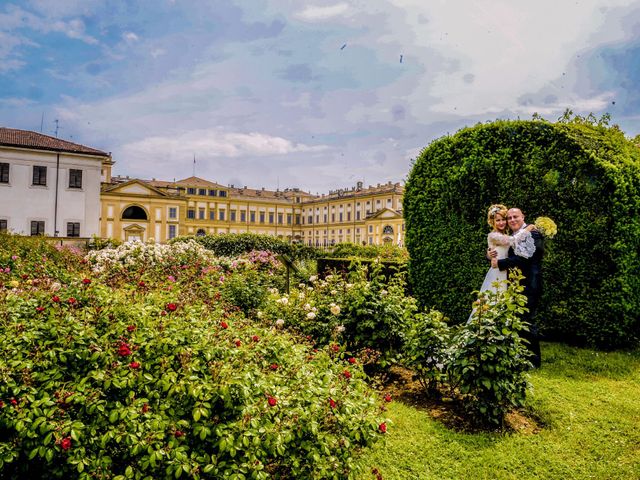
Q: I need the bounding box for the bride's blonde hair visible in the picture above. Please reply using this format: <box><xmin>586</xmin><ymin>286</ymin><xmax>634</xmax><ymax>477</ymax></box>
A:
<box><xmin>487</xmin><ymin>204</ymin><xmax>508</xmax><ymax>230</ymax></box>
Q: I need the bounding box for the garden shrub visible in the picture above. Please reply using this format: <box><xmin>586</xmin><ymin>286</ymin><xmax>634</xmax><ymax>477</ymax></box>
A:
<box><xmin>446</xmin><ymin>272</ymin><xmax>532</xmax><ymax>426</ymax></box>
<box><xmin>404</xmin><ymin>115</ymin><xmax>640</xmax><ymax>349</ymax></box>
<box><xmin>324</xmin><ymin>243</ymin><xmax>409</xmax><ymax>262</ymax></box>
<box><xmin>173</xmin><ymin>233</ymin><xmax>320</xmax><ymax>261</ymax></box>
<box><xmin>403</xmin><ymin>310</ymin><xmax>451</xmax><ymax>395</ymax></box>
<box><xmin>0</xmin><ymin>239</ymin><xmax>386</xmax><ymax>479</ymax></box>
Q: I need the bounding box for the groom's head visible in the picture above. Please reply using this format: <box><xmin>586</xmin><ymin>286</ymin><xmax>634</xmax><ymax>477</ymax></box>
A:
<box><xmin>507</xmin><ymin>208</ymin><xmax>525</xmax><ymax>231</ymax></box>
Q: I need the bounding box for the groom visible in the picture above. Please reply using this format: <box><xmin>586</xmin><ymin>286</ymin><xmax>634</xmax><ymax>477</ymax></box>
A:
<box><xmin>490</xmin><ymin>207</ymin><xmax>544</xmax><ymax>367</ymax></box>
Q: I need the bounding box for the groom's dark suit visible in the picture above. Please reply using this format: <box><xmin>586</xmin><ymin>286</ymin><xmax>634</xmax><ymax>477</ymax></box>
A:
<box><xmin>497</xmin><ymin>228</ymin><xmax>544</xmax><ymax>367</ymax></box>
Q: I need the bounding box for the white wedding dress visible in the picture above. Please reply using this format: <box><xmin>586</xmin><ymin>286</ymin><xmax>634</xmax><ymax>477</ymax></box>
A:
<box><xmin>479</xmin><ymin>228</ymin><xmax>535</xmax><ymax>294</ymax></box>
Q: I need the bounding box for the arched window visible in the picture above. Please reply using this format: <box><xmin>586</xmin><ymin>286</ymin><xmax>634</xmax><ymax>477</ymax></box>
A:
<box><xmin>196</xmin><ymin>229</ymin><xmax>206</xmax><ymax>237</ymax></box>
<box><xmin>382</xmin><ymin>225</ymin><xmax>394</xmax><ymax>235</ymax></box>
<box><xmin>122</xmin><ymin>206</ymin><xmax>147</xmax><ymax>220</ymax></box>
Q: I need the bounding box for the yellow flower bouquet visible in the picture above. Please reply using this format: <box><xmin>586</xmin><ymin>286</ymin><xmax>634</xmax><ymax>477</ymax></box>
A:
<box><xmin>534</xmin><ymin>216</ymin><xmax>557</xmax><ymax>239</ymax></box>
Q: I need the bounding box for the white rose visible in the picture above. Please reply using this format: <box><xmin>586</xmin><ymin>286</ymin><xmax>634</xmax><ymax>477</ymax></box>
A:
<box><xmin>304</xmin><ymin>303</ymin><xmax>311</xmax><ymax>311</ymax></box>
<box><xmin>309</xmin><ymin>275</ymin><xmax>318</xmax><ymax>282</ymax></box>
<box><xmin>330</xmin><ymin>290</ymin><xmax>337</xmax><ymax>296</ymax></box>
<box><xmin>330</xmin><ymin>305</ymin><xmax>341</xmax><ymax>316</ymax></box>
<box><xmin>306</xmin><ymin>312</ymin><xmax>316</xmax><ymax>319</ymax></box>
<box><xmin>276</xmin><ymin>319</ymin><xmax>285</xmax><ymax>328</ymax></box>
<box><xmin>335</xmin><ymin>325</ymin><xmax>345</xmax><ymax>333</ymax></box>
<box><xmin>257</xmin><ymin>311</ymin><xmax>263</xmax><ymax>318</ymax></box>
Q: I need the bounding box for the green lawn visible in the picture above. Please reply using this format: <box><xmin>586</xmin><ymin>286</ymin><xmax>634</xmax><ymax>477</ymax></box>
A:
<box><xmin>360</xmin><ymin>343</ymin><xmax>640</xmax><ymax>480</ymax></box>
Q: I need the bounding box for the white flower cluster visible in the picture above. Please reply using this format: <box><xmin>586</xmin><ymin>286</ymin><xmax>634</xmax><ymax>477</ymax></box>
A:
<box><xmin>86</xmin><ymin>240</ymin><xmax>216</xmax><ymax>274</ymax></box>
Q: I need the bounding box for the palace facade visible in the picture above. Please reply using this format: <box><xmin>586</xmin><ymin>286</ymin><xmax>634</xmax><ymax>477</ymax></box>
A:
<box><xmin>100</xmin><ymin>167</ymin><xmax>404</xmax><ymax>245</ymax></box>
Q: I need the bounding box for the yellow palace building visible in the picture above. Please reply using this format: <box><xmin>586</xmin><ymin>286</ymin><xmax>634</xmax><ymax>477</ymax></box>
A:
<box><xmin>99</xmin><ymin>163</ymin><xmax>405</xmax><ymax>246</ymax></box>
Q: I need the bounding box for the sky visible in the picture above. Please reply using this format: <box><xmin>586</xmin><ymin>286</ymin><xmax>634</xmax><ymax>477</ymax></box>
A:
<box><xmin>2</xmin><ymin>0</ymin><xmax>640</xmax><ymax>194</ymax></box>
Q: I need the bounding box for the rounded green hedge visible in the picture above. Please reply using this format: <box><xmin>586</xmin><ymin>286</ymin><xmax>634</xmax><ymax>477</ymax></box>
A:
<box><xmin>404</xmin><ymin>118</ymin><xmax>640</xmax><ymax>349</ymax></box>
<box><xmin>172</xmin><ymin>233</ymin><xmax>320</xmax><ymax>261</ymax></box>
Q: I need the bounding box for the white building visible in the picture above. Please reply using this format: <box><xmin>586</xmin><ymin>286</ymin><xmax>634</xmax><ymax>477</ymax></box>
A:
<box><xmin>0</xmin><ymin>127</ymin><xmax>112</xmax><ymax>238</ymax></box>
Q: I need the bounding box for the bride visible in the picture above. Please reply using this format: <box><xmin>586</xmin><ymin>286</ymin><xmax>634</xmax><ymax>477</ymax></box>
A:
<box><xmin>478</xmin><ymin>204</ymin><xmax>535</xmax><ymax>294</ymax></box>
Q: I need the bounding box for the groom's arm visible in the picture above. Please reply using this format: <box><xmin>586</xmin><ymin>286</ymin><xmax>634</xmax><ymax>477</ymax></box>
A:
<box><xmin>497</xmin><ymin>252</ymin><xmax>527</xmax><ymax>271</ymax></box>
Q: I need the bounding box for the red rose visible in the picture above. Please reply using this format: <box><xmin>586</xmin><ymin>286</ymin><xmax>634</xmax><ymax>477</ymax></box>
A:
<box><xmin>36</xmin><ymin>306</ymin><xmax>45</xmax><ymax>313</ymax></box>
<box><xmin>129</xmin><ymin>361</ymin><xmax>141</xmax><ymax>369</ymax></box>
<box><xmin>82</xmin><ymin>278</ymin><xmax>91</xmax><ymax>285</ymax></box>
<box><xmin>10</xmin><ymin>398</ymin><xmax>17</xmax><ymax>406</ymax></box>
<box><xmin>379</xmin><ymin>422</ymin><xmax>387</xmax><ymax>433</ymax></box>
<box><xmin>52</xmin><ymin>295</ymin><xmax>60</xmax><ymax>303</ymax></box>
<box><xmin>220</xmin><ymin>321</ymin><xmax>228</xmax><ymax>329</ymax></box>
<box><xmin>174</xmin><ymin>430</ymin><xmax>184</xmax><ymax>438</ymax></box>
<box><xmin>127</xmin><ymin>325</ymin><xmax>136</xmax><ymax>332</ymax></box>
<box><xmin>0</xmin><ymin>401</ymin><xmax>4</xmax><ymax>408</ymax></box>
<box><xmin>118</xmin><ymin>343</ymin><xmax>132</xmax><ymax>357</ymax></box>
<box><xmin>267</xmin><ymin>396</ymin><xmax>277</xmax><ymax>407</ymax></box>
<box><xmin>252</xmin><ymin>335</ymin><xmax>260</xmax><ymax>342</ymax></box>
<box><xmin>160</xmin><ymin>310</ymin><xmax>167</xmax><ymax>316</ymax></box>
<box><xmin>329</xmin><ymin>398</ymin><xmax>337</xmax><ymax>409</ymax></box>
<box><xmin>68</xmin><ymin>297</ymin><xmax>77</xmax><ymax>305</ymax></box>
<box><xmin>141</xmin><ymin>403</ymin><xmax>150</xmax><ymax>413</ymax></box>
<box><xmin>384</xmin><ymin>394</ymin><xmax>392</xmax><ymax>402</ymax></box>
<box><xmin>269</xmin><ymin>363</ymin><xmax>278</xmax><ymax>370</ymax></box>
<box><xmin>235</xmin><ymin>340</ymin><xmax>242</xmax><ymax>347</ymax></box>
<box><xmin>21</xmin><ymin>274</ymin><xmax>28</xmax><ymax>280</ymax></box>
<box><xmin>331</xmin><ymin>344</ymin><xmax>340</xmax><ymax>353</ymax></box>
<box><xmin>138</xmin><ymin>281</ymin><xmax>146</xmax><ymax>287</ymax></box>
<box><xmin>348</xmin><ymin>357</ymin><xmax>356</xmax><ymax>364</ymax></box>
<box><xmin>166</xmin><ymin>303</ymin><xmax>177</xmax><ymax>312</ymax></box>
<box><xmin>60</xmin><ymin>437</ymin><xmax>72</xmax><ymax>451</ymax></box>
<box><xmin>343</xmin><ymin>370</ymin><xmax>352</xmax><ymax>379</ymax></box>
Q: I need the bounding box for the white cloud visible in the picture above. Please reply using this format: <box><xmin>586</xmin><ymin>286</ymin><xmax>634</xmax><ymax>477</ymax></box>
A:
<box><xmin>120</xmin><ymin>129</ymin><xmax>329</xmax><ymax>160</ymax></box>
<box><xmin>294</xmin><ymin>3</ymin><xmax>350</xmax><ymax>21</ymax></box>
<box><xmin>123</xmin><ymin>32</ymin><xmax>140</xmax><ymax>43</ymax></box>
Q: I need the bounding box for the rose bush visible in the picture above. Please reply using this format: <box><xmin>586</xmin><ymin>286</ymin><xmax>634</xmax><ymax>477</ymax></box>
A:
<box><xmin>0</xmin><ymin>234</ymin><xmax>386</xmax><ymax>479</ymax></box>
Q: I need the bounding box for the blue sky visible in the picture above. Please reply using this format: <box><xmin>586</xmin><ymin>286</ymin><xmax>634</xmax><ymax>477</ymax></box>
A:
<box><xmin>2</xmin><ymin>0</ymin><xmax>640</xmax><ymax>193</ymax></box>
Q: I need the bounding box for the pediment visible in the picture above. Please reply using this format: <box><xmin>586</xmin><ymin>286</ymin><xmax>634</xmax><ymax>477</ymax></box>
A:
<box><xmin>123</xmin><ymin>223</ymin><xmax>146</xmax><ymax>232</ymax></box>
<box><xmin>103</xmin><ymin>179</ymin><xmax>167</xmax><ymax>197</ymax></box>
<box><xmin>367</xmin><ymin>208</ymin><xmax>402</xmax><ymax>220</ymax></box>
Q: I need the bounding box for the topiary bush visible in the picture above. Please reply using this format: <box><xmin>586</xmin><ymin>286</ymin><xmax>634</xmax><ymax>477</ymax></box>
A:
<box><xmin>404</xmin><ymin>115</ymin><xmax>640</xmax><ymax>349</ymax></box>
<box><xmin>324</xmin><ymin>243</ymin><xmax>409</xmax><ymax>262</ymax></box>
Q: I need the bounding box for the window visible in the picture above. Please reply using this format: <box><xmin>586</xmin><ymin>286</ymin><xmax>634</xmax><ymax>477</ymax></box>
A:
<box><xmin>250</xmin><ymin>212</ymin><xmax>256</xmax><ymax>223</ymax></box>
<box><xmin>219</xmin><ymin>190</ymin><xmax>227</xmax><ymax>197</ymax></box>
<box><xmin>199</xmin><ymin>208</ymin><xmax>205</xmax><ymax>220</ymax></box>
<box><xmin>208</xmin><ymin>189</ymin><xmax>217</xmax><ymax>196</ymax></box>
<box><xmin>219</xmin><ymin>210</ymin><xmax>225</xmax><ymax>221</ymax></box>
<box><xmin>196</xmin><ymin>229</ymin><xmax>206</xmax><ymax>237</ymax></box>
<box><xmin>347</xmin><ymin>212</ymin><xmax>352</xmax><ymax>221</ymax></box>
<box><xmin>357</xmin><ymin>210</ymin><xmax>362</xmax><ymax>220</ymax></box>
<box><xmin>295</xmin><ymin>214</ymin><xmax>301</xmax><ymax>225</ymax></box>
<box><xmin>230</xmin><ymin>211</ymin><xmax>236</xmax><ymax>222</ymax></box>
<box><xmin>307</xmin><ymin>215</ymin><xmax>313</xmax><ymax>224</ymax></box>
<box><xmin>287</xmin><ymin>214</ymin><xmax>292</xmax><ymax>225</ymax></box>
<box><xmin>187</xmin><ymin>187</ymin><xmax>196</xmax><ymax>194</ymax></box>
<box><xmin>383</xmin><ymin>225</ymin><xmax>394</xmax><ymax>234</ymax></box>
<box><xmin>209</xmin><ymin>210</ymin><xmax>215</xmax><ymax>220</ymax></box>
<box><xmin>122</xmin><ymin>206</ymin><xmax>147</xmax><ymax>220</ymax></box>
<box><xmin>331</xmin><ymin>214</ymin><xmax>335</xmax><ymax>222</ymax></box>
<box><xmin>31</xmin><ymin>220</ymin><xmax>45</xmax><ymax>236</ymax></box>
<box><xmin>269</xmin><ymin>213</ymin><xmax>274</xmax><ymax>224</ymax></box>
<box><xmin>168</xmin><ymin>207</ymin><xmax>177</xmax><ymax>219</ymax></box>
<box><xmin>368</xmin><ymin>225</ymin><xmax>373</xmax><ymax>233</ymax></box>
<box><xmin>168</xmin><ymin>224</ymin><xmax>177</xmax><ymax>240</ymax></box>
<box><xmin>324</xmin><ymin>214</ymin><xmax>327</xmax><ymax>222</ymax></box>
<box><xmin>32</xmin><ymin>166</ymin><xmax>47</xmax><ymax>186</ymax></box>
<box><xmin>240</xmin><ymin>211</ymin><xmax>246</xmax><ymax>222</ymax></box>
<box><xmin>69</xmin><ymin>169</ymin><xmax>82</xmax><ymax>189</ymax></box>
<box><xmin>316</xmin><ymin>215</ymin><xmax>319</xmax><ymax>224</ymax></box>
<box><xmin>259</xmin><ymin>212</ymin><xmax>265</xmax><ymax>223</ymax></box>
<box><xmin>67</xmin><ymin>222</ymin><xmax>80</xmax><ymax>237</ymax></box>
<box><xmin>278</xmin><ymin>213</ymin><xmax>283</xmax><ymax>224</ymax></box>
<box><xmin>187</xmin><ymin>209</ymin><xmax>195</xmax><ymax>219</ymax></box>
<box><xmin>199</xmin><ymin>188</ymin><xmax>206</xmax><ymax>196</ymax></box>
<box><xmin>0</xmin><ymin>163</ymin><xmax>9</xmax><ymax>183</ymax></box>
<box><xmin>339</xmin><ymin>213</ymin><xmax>343</xmax><ymax>222</ymax></box>
<box><xmin>0</xmin><ymin>219</ymin><xmax>7</xmax><ymax>231</ymax></box>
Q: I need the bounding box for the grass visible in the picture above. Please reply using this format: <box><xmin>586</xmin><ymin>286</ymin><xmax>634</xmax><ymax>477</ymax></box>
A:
<box><xmin>359</xmin><ymin>342</ymin><xmax>640</xmax><ymax>480</ymax></box>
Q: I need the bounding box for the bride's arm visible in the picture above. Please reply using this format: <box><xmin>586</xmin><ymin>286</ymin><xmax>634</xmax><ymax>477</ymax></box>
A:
<box><xmin>488</xmin><ymin>231</ymin><xmax>511</xmax><ymax>246</ymax></box>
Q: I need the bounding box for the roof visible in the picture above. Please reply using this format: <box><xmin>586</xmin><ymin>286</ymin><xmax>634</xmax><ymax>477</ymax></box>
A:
<box><xmin>302</xmin><ymin>182</ymin><xmax>404</xmax><ymax>205</ymax></box>
<box><xmin>229</xmin><ymin>185</ymin><xmax>313</xmax><ymax>201</ymax></box>
<box><xmin>0</xmin><ymin>127</ymin><xmax>110</xmax><ymax>157</ymax></box>
<box><xmin>173</xmin><ymin>176</ymin><xmax>228</xmax><ymax>189</ymax></box>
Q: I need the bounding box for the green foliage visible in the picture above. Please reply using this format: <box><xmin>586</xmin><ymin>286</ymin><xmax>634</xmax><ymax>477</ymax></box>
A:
<box><xmin>0</xmin><ymin>237</ymin><xmax>385</xmax><ymax>479</ymax></box>
<box><xmin>404</xmin><ymin>118</ymin><xmax>640</xmax><ymax>349</ymax></box>
<box><xmin>173</xmin><ymin>233</ymin><xmax>320</xmax><ymax>261</ymax></box>
<box><xmin>403</xmin><ymin>310</ymin><xmax>451</xmax><ymax>395</ymax></box>
<box><xmin>261</xmin><ymin>265</ymin><xmax>418</xmax><ymax>369</ymax></box>
<box><xmin>324</xmin><ymin>243</ymin><xmax>409</xmax><ymax>262</ymax></box>
<box><xmin>447</xmin><ymin>273</ymin><xmax>532</xmax><ymax>426</ymax></box>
